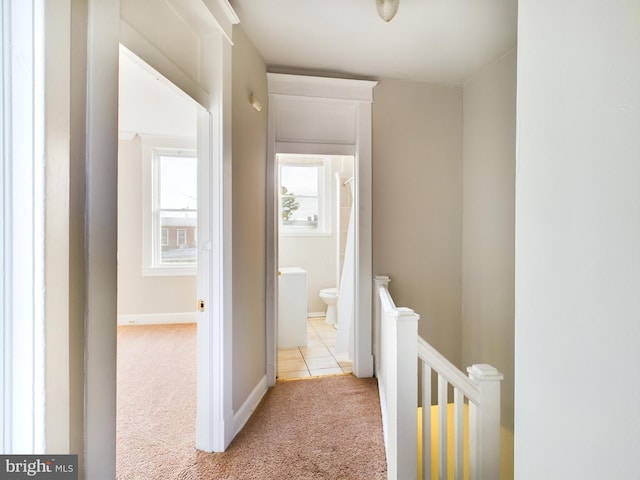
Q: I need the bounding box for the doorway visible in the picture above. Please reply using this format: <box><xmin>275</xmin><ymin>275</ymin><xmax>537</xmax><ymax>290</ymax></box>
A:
<box><xmin>266</xmin><ymin>73</ymin><xmax>377</xmax><ymax>385</ymax></box>
<box><xmin>116</xmin><ymin>46</ymin><xmax>200</xmax><ymax>476</ymax></box>
<box><xmin>276</xmin><ymin>154</ymin><xmax>356</xmax><ymax>379</ymax></box>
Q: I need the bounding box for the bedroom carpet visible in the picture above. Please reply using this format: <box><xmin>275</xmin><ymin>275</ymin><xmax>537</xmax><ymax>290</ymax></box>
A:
<box><xmin>117</xmin><ymin>324</ymin><xmax>387</xmax><ymax>479</ymax></box>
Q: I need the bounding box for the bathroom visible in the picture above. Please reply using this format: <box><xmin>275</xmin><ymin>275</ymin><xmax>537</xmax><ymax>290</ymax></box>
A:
<box><xmin>277</xmin><ymin>153</ymin><xmax>355</xmax><ymax>379</ymax></box>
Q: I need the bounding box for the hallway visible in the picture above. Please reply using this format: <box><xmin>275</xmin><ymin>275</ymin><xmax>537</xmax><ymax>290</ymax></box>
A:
<box><xmin>116</xmin><ymin>323</ymin><xmax>385</xmax><ymax>479</ymax></box>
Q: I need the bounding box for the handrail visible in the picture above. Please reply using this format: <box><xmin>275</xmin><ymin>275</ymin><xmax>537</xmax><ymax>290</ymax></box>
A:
<box><xmin>417</xmin><ymin>337</ymin><xmax>480</xmax><ymax>404</ymax></box>
<box><xmin>374</xmin><ymin>274</ymin><xmax>503</xmax><ymax>480</ymax></box>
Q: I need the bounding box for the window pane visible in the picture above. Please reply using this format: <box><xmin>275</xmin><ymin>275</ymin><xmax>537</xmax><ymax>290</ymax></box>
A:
<box><xmin>280</xmin><ymin>165</ymin><xmax>318</xmax><ymax>196</ymax></box>
<box><xmin>159</xmin><ymin>155</ymin><xmax>197</xmax><ymax>210</ymax></box>
<box><xmin>280</xmin><ymin>164</ymin><xmax>320</xmax><ymax>229</ymax></box>
<box><xmin>283</xmin><ymin>197</ymin><xmax>319</xmax><ymax>227</ymax></box>
<box><xmin>157</xmin><ymin>153</ymin><xmax>197</xmax><ymax>265</ymax></box>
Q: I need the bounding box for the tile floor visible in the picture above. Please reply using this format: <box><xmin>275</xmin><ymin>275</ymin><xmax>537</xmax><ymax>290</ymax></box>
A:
<box><xmin>277</xmin><ymin>317</ymin><xmax>352</xmax><ymax>380</ymax></box>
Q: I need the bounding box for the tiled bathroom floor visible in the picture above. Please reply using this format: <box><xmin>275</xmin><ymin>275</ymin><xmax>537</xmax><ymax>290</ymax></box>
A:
<box><xmin>277</xmin><ymin>317</ymin><xmax>353</xmax><ymax>380</ymax></box>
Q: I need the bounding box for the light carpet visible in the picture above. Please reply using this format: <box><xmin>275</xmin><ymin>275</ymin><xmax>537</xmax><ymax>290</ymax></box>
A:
<box><xmin>117</xmin><ymin>324</ymin><xmax>387</xmax><ymax>479</ymax></box>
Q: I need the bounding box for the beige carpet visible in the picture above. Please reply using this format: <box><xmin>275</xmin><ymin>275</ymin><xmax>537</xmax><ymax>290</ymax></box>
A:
<box><xmin>117</xmin><ymin>324</ymin><xmax>387</xmax><ymax>479</ymax></box>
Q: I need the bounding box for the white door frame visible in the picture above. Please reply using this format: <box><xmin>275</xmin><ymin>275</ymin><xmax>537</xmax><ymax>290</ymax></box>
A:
<box><xmin>110</xmin><ymin>0</ymin><xmax>236</xmax><ymax>470</ymax></box>
<box><xmin>119</xmin><ymin>29</ymin><xmax>236</xmax><ymax>456</ymax></box>
<box><xmin>266</xmin><ymin>74</ymin><xmax>377</xmax><ymax>385</ymax></box>
<box><xmin>1</xmin><ymin>0</ymin><xmax>237</xmax><ymax>473</ymax></box>
<box><xmin>1</xmin><ymin>0</ymin><xmax>46</xmax><ymax>454</ymax></box>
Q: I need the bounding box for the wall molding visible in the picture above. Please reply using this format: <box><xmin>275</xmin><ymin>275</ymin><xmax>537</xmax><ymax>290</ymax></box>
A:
<box><xmin>233</xmin><ymin>375</ymin><xmax>268</xmax><ymax>438</ymax></box>
<box><xmin>117</xmin><ymin>312</ymin><xmax>197</xmax><ymax>326</ymax></box>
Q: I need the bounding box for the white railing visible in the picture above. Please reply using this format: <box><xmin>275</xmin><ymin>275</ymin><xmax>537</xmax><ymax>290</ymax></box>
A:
<box><xmin>374</xmin><ymin>276</ymin><xmax>503</xmax><ymax>480</ymax></box>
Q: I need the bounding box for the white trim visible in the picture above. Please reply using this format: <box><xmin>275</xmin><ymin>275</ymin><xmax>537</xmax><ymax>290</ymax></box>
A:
<box><xmin>267</xmin><ymin>73</ymin><xmax>377</xmax><ymax>102</ymax></box>
<box><xmin>141</xmin><ymin>265</ymin><xmax>196</xmax><ymax>277</ymax></box>
<box><xmin>232</xmin><ymin>375</ymin><xmax>268</xmax><ymax>437</ymax></box>
<box><xmin>117</xmin><ymin>312</ymin><xmax>197</xmax><ymax>326</ymax></box>
<box><xmin>85</xmin><ymin>0</ymin><xmax>119</xmax><ymax>476</ymax></box>
<box><xmin>140</xmin><ymin>134</ymin><xmax>197</xmax><ymax>277</ymax></box>
<box><xmin>195</xmin><ymin>29</ymin><xmax>234</xmax><ymax>453</ymax></box>
<box><xmin>266</xmin><ymin>74</ymin><xmax>377</xmax><ymax>386</ymax></box>
<box><xmin>278</xmin><ymin>155</ymin><xmax>332</xmax><ymax>236</ymax></box>
<box><xmin>200</xmin><ymin>0</ymin><xmax>239</xmax><ymax>44</ymax></box>
<box><xmin>1</xmin><ymin>0</ymin><xmax>46</xmax><ymax>454</ymax></box>
<box><xmin>308</xmin><ymin>312</ymin><xmax>325</xmax><ymax>318</ymax></box>
<box><xmin>353</xmin><ymin>100</ymin><xmax>374</xmax><ymax>377</ymax></box>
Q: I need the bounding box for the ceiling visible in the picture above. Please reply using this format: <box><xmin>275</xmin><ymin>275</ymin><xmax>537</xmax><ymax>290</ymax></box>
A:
<box><xmin>119</xmin><ymin>47</ymin><xmax>197</xmax><ymax>138</ymax></box>
<box><xmin>230</xmin><ymin>0</ymin><xmax>517</xmax><ymax>86</ymax></box>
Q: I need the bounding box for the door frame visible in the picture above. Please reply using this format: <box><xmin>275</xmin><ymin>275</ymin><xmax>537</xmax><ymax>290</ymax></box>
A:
<box><xmin>265</xmin><ymin>74</ymin><xmax>377</xmax><ymax>385</ymax></box>
<box><xmin>119</xmin><ymin>30</ymin><xmax>235</xmax><ymax>455</ymax></box>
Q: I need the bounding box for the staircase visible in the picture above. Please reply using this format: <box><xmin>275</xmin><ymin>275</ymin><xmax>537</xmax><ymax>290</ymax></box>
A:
<box><xmin>374</xmin><ymin>276</ymin><xmax>503</xmax><ymax>480</ymax></box>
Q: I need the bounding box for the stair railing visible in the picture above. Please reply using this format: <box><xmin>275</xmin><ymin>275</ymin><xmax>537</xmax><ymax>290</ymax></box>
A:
<box><xmin>374</xmin><ymin>275</ymin><xmax>503</xmax><ymax>480</ymax></box>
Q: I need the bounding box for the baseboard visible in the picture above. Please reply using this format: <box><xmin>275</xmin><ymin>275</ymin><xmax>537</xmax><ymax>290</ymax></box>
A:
<box><xmin>307</xmin><ymin>312</ymin><xmax>325</xmax><ymax>318</ymax></box>
<box><xmin>117</xmin><ymin>312</ymin><xmax>197</xmax><ymax>326</ymax></box>
<box><xmin>233</xmin><ymin>374</ymin><xmax>268</xmax><ymax>438</ymax></box>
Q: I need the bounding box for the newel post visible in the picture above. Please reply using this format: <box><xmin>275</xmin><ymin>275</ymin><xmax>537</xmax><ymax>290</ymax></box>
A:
<box><xmin>467</xmin><ymin>364</ymin><xmax>504</xmax><ymax>480</ymax></box>
<box><xmin>385</xmin><ymin>306</ymin><xmax>419</xmax><ymax>480</ymax></box>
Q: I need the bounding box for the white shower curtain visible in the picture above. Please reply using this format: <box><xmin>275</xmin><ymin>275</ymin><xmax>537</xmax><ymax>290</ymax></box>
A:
<box><xmin>335</xmin><ymin>196</ymin><xmax>355</xmax><ymax>358</ymax></box>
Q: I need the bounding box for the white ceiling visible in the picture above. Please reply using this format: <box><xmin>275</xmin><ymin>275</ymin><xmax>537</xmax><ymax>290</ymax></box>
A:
<box><xmin>118</xmin><ymin>48</ymin><xmax>198</xmax><ymax>138</ymax></box>
<box><xmin>231</xmin><ymin>0</ymin><xmax>517</xmax><ymax>86</ymax></box>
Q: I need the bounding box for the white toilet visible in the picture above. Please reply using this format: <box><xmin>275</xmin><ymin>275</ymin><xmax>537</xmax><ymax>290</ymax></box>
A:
<box><xmin>319</xmin><ymin>287</ymin><xmax>338</xmax><ymax>325</ymax></box>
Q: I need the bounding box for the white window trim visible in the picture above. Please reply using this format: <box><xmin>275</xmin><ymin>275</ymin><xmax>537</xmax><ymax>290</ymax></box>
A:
<box><xmin>141</xmin><ymin>135</ymin><xmax>197</xmax><ymax>276</ymax></box>
<box><xmin>278</xmin><ymin>155</ymin><xmax>332</xmax><ymax>237</ymax></box>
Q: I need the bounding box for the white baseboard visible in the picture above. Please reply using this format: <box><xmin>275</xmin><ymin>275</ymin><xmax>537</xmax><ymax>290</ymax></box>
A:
<box><xmin>233</xmin><ymin>374</ymin><xmax>268</xmax><ymax>437</ymax></box>
<box><xmin>307</xmin><ymin>312</ymin><xmax>325</xmax><ymax>318</ymax></box>
<box><xmin>117</xmin><ymin>312</ymin><xmax>197</xmax><ymax>326</ymax></box>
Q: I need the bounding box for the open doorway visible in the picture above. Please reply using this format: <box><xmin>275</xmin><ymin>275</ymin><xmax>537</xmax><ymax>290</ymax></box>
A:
<box><xmin>116</xmin><ymin>46</ymin><xmax>201</xmax><ymax>477</ymax></box>
<box><xmin>276</xmin><ymin>154</ymin><xmax>356</xmax><ymax>379</ymax></box>
<box><xmin>266</xmin><ymin>73</ymin><xmax>377</xmax><ymax>385</ymax></box>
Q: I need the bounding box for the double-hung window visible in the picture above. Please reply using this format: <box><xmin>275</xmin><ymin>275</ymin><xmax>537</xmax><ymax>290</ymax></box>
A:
<box><xmin>142</xmin><ymin>136</ymin><xmax>197</xmax><ymax>276</ymax></box>
<box><xmin>278</xmin><ymin>155</ymin><xmax>331</xmax><ymax>236</ymax></box>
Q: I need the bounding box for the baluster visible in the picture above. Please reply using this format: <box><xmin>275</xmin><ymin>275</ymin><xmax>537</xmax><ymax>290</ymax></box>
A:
<box><xmin>422</xmin><ymin>363</ymin><xmax>432</xmax><ymax>480</ymax></box>
<box><xmin>453</xmin><ymin>388</ymin><xmax>464</xmax><ymax>480</ymax></box>
<box><xmin>437</xmin><ymin>374</ymin><xmax>448</xmax><ymax>480</ymax></box>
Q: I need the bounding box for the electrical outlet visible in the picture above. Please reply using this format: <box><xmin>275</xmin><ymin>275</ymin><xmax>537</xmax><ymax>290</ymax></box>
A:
<box><xmin>128</xmin><ymin>319</ymin><xmax>137</xmax><ymax>325</ymax></box>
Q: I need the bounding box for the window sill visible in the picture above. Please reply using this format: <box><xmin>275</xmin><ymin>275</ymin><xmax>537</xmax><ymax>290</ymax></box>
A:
<box><xmin>142</xmin><ymin>265</ymin><xmax>197</xmax><ymax>277</ymax></box>
<box><xmin>280</xmin><ymin>231</ymin><xmax>332</xmax><ymax>237</ymax></box>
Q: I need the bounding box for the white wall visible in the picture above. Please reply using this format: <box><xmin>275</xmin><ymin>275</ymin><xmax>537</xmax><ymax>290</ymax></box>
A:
<box><xmin>462</xmin><ymin>48</ymin><xmax>516</xmax><ymax>480</ymax></box>
<box><xmin>278</xmin><ymin>156</ymin><xmax>353</xmax><ymax>314</ymax></box>
<box><xmin>372</xmin><ymin>78</ymin><xmax>463</xmax><ymax>366</ymax></box>
<box><xmin>515</xmin><ymin>2</ymin><xmax>640</xmax><ymax>478</ymax></box>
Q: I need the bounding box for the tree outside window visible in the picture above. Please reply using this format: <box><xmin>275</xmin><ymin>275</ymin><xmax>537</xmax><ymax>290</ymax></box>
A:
<box><xmin>278</xmin><ymin>159</ymin><xmax>329</xmax><ymax>234</ymax></box>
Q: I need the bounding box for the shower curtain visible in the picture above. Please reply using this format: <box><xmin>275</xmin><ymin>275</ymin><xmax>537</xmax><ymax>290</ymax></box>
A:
<box><xmin>335</xmin><ymin>191</ymin><xmax>355</xmax><ymax>358</ymax></box>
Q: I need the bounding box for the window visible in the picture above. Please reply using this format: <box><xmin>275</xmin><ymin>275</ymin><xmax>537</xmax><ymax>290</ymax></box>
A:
<box><xmin>141</xmin><ymin>136</ymin><xmax>197</xmax><ymax>276</ymax></box>
<box><xmin>156</xmin><ymin>153</ymin><xmax>197</xmax><ymax>265</ymax></box>
<box><xmin>177</xmin><ymin>228</ymin><xmax>187</xmax><ymax>247</ymax></box>
<box><xmin>278</xmin><ymin>155</ymin><xmax>331</xmax><ymax>235</ymax></box>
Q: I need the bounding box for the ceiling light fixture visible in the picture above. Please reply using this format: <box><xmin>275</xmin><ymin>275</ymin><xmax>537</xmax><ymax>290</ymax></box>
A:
<box><xmin>376</xmin><ymin>0</ymin><xmax>399</xmax><ymax>22</ymax></box>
